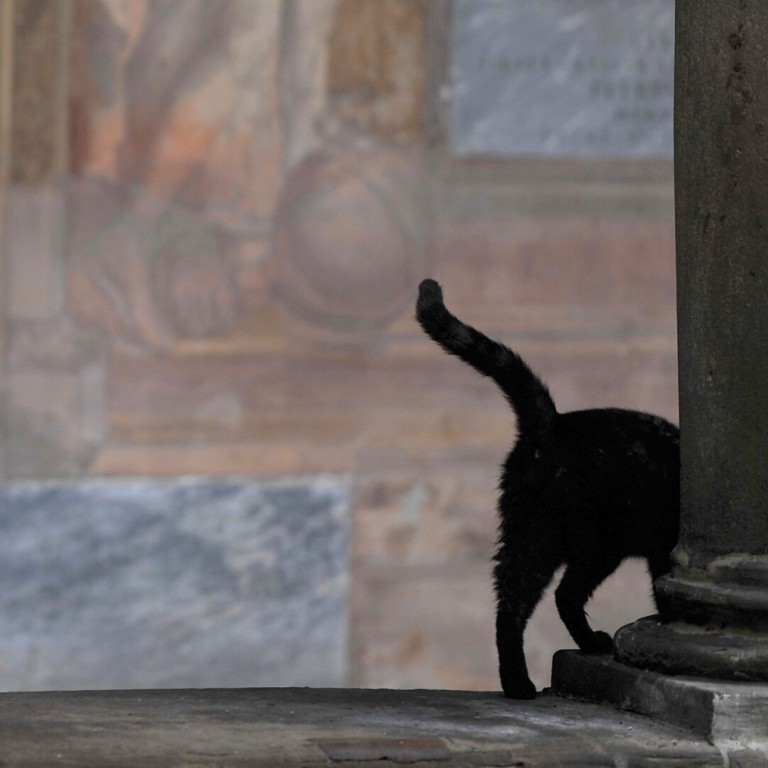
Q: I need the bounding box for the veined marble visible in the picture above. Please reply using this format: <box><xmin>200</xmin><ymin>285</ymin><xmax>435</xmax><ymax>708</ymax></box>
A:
<box><xmin>0</xmin><ymin>477</ymin><xmax>350</xmax><ymax>690</ymax></box>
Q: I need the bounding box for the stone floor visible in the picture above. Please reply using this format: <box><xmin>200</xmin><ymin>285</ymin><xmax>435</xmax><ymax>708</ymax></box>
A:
<box><xmin>0</xmin><ymin>686</ymin><xmax>746</xmax><ymax>767</ymax></box>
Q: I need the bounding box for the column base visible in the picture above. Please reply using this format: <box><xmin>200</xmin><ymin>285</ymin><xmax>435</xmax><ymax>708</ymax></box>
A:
<box><xmin>613</xmin><ymin>615</ymin><xmax>768</xmax><ymax>681</ymax></box>
<box><xmin>551</xmin><ymin>649</ymin><xmax>768</xmax><ymax>754</ymax></box>
<box><xmin>653</xmin><ymin>556</ymin><xmax>768</xmax><ymax>633</ymax></box>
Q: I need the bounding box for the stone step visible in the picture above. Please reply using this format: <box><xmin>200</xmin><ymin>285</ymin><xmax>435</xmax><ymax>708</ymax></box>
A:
<box><xmin>0</xmin><ymin>687</ymin><xmax>732</xmax><ymax>767</ymax></box>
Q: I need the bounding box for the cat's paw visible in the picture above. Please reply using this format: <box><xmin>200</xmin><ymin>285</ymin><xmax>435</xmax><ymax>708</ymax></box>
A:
<box><xmin>582</xmin><ymin>630</ymin><xmax>613</xmax><ymax>655</ymax></box>
<box><xmin>502</xmin><ymin>677</ymin><xmax>537</xmax><ymax>700</ymax></box>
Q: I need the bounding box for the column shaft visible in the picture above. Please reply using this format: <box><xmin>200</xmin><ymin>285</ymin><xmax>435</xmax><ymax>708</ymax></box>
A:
<box><xmin>614</xmin><ymin>0</ymin><xmax>768</xmax><ymax>680</ymax></box>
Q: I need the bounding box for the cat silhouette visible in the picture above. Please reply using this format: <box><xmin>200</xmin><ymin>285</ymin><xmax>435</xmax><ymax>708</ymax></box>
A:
<box><xmin>416</xmin><ymin>279</ymin><xmax>679</xmax><ymax>699</ymax></box>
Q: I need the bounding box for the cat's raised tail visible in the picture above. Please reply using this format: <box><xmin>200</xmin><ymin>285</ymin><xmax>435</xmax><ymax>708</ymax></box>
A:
<box><xmin>416</xmin><ymin>279</ymin><xmax>556</xmax><ymax>440</ymax></box>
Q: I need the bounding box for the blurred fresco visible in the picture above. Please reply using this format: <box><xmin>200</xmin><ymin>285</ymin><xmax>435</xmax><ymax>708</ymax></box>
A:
<box><xmin>0</xmin><ymin>0</ymin><xmax>676</xmax><ymax>691</ymax></box>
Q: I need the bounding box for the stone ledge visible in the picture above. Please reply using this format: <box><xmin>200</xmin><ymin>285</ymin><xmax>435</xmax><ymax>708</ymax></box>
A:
<box><xmin>552</xmin><ymin>650</ymin><xmax>768</xmax><ymax>756</ymax></box>
<box><xmin>0</xmin><ymin>686</ymin><xmax>729</xmax><ymax>767</ymax></box>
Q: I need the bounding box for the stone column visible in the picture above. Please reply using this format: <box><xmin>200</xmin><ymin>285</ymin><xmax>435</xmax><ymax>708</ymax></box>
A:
<box><xmin>613</xmin><ymin>0</ymin><xmax>768</xmax><ymax>679</ymax></box>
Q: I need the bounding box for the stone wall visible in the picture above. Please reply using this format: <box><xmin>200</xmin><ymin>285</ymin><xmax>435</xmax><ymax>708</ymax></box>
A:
<box><xmin>0</xmin><ymin>0</ymin><xmax>676</xmax><ymax>691</ymax></box>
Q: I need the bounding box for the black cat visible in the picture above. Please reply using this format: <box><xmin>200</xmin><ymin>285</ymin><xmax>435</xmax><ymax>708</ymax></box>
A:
<box><xmin>416</xmin><ymin>279</ymin><xmax>679</xmax><ymax>699</ymax></box>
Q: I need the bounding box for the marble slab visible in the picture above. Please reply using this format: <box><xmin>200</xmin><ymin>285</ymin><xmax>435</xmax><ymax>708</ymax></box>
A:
<box><xmin>449</xmin><ymin>0</ymin><xmax>674</xmax><ymax>157</ymax></box>
<box><xmin>0</xmin><ymin>477</ymin><xmax>349</xmax><ymax>690</ymax></box>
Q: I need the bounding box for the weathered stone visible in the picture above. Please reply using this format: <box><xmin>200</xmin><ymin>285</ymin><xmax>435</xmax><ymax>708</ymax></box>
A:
<box><xmin>7</xmin><ymin>316</ymin><xmax>101</xmax><ymax>374</ymax></box>
<box><xmin>273</xmin><ymin>149</ymin><xmax>428</xmax><ymax>331</ymax></box>
<box><xmin>449</xmin><ymin>0</ymin><xmax>674</xmax><ymax>157</ymax></box>
<box><xmin>10</xmin><ymin>0</ymin><xmax>66</xmax><ymax>184</ymax></box>
<box><xmin>558</xmin><ymin>9</ymin><xmax>768</xmax><ymax>757</ymax></box>
<box><xmin>0</xmin><ymin>687</ymin><xmax>729</xmax><ymax>766</ymax></box>
<box><xmin>674</xmin><ymin>1</ymin><xmax>768</xmax><ymax>562</ymax></box>
<box><xmin>278</xmin><ymin>0</ymin><xmax>337</xmax><ymax>170</ymax></box>
<box><xmin>0</xmin><ymin>0</ymin><xmax>683</xmax><ymax>700</ymax></box>
<box><xmin>66</xmin><ymin>177</ymin><xmax>244</xmax><ymax>347</ymax></box>
<box><xmin>328</xmin><ymin>0</ymin><xmax>427</xmax><ymax>143</ymax></box>
<box><xmin>5</xmin><ymin>186</ymin><xmax>65</xmax><ymax>320</ymax></box>
<box><xmin>0</xmin><ymin>477</ymin><xmax>349</xmax><ymax>690</ymax></box>
<box><xmin>3</xmin><ymin>371</ymin><xmax>99</xmax><ymax>478</ymax></box>
<box><xmin>553</xmin><ymin>651</ymin><xmax>768</xmax><ymax>754</ymax></box>
<box><xmin>72</xmin><ymin>0</ymin><xmax>283</xmax><ymax>219</ymax></box>
<box><xmin>614</xmin><ymin>616</ymin><xmax>768</xmax><ymax>681</ymax></box>
<box><xmin>610</xmin><ymin>0</ymin><xmax>768</xmax><ymax>691</ymax></box>
<box><xmin>433</xmin><ymin>217</ymin><xmax>677</xmax><ymax>334</ymax></box>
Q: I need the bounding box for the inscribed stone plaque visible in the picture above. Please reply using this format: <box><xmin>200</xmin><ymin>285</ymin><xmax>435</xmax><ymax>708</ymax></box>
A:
<box><xmin>449</xmin><ymin>0</ymin><xmax>674</xmax><ymax>157</ymax></box>
<box><xmin>0</xmin><ymin>477</ymin><xmax>349</xmax><ymax>690</ymax></box>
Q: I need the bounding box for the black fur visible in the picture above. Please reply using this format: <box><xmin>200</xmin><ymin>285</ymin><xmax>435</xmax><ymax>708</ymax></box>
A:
<box><xmin>416</xmin><ymin>279</ymin><xmax>679</xmax><ymax>699</ymax></box>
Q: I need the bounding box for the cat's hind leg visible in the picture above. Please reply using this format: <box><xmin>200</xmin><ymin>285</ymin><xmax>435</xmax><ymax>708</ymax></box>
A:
<box><xmin>554</xmin><ymin>555</ymin><xmax>623</xmax><ymax>654</ymax></box>
<box><xmin>494</xmin><ymin>555</ymin><xmax>559</xmax><ymax>699</ymax></box>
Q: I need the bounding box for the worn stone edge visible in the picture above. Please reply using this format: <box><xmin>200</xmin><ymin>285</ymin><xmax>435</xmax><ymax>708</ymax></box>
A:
<box><xmin>551</xmin><ymin>649</ymin><xmax>768</xmax><ymax>754</ymax></box>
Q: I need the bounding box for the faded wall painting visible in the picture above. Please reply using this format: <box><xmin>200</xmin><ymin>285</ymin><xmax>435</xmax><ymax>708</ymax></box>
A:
<box><xmin>0</xmin><ymin>0</ymin><xmax>677</xmax><ymax>692</ymax></box>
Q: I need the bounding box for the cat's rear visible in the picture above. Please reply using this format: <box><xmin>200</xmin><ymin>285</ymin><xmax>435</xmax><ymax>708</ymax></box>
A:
<box><xmin>416</xmin><ymin>279</ymin><xmax>680</xmax><ymax>700</ymax></box>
